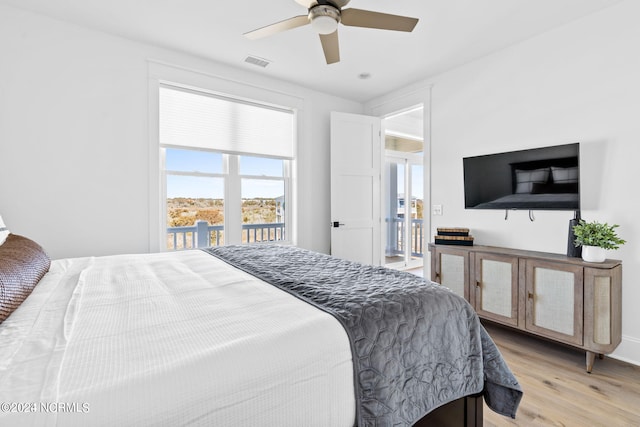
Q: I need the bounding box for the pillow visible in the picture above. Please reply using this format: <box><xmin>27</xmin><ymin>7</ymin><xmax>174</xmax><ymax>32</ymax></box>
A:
<box><xmin>551</xmin><ymin>166</ymin><xmax>579</xmax><ymax>184</ymax></box>
<box><xmin>0</xmin><ymin>215</ymin><xmax>9</xmax><ymax>246</ymax></box>
<box><xmin>515</xmin><ymin>168</ymin><xmax>550</xmax><ymax>194</ymax></box>
<box><xmin>0</xmin><ymin>234</ymin><xmax>50</xmax><ymax>324</ymax></box>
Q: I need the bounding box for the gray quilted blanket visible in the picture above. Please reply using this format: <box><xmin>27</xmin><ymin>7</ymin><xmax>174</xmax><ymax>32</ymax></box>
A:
<box><xmin>203</xmin><ymin>245</ymin><xmax>522</xmax><ymax>427</ymax></box>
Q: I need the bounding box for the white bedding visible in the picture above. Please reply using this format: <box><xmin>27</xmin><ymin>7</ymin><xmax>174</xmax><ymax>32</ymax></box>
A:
<box><xmin>0</xmin><ymin>250</ymin><xmax>355</xmax><ymax>426</ymax></box>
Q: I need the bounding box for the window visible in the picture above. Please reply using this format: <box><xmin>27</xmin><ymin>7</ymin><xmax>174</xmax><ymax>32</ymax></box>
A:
<box><xmin>165</xmin><ymin>148</ymin><xmax>225</xmax><ymax>249</ymax></box>
<box><xmin>160</xmin><ymin>85</ymin><xmax>295</xmax><ymax>250</ymax></box>
<box><xmin>239</xmin><ymin>155</ymin><xmax>287</xmax><ymax>244</ymax></box>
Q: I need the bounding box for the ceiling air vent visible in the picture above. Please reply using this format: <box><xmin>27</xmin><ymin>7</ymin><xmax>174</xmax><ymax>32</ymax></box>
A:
<box><xmin>244</xmin><ymin>55</ymin><xmax>271</xmax><ymax>68</ymax></box>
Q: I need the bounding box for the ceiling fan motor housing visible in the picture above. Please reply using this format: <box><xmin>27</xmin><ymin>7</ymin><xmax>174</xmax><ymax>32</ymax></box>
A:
<box><xmin>308</xmin><ymin>3</ymin><xmax>341</xmax><ymax>34</ymax></box>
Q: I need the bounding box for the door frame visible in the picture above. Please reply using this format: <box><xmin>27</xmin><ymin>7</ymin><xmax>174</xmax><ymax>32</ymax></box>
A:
<box><xmin>366</xmin><ymin>85</ymin><xmax>432</xmax><ymax>277</ymax></box>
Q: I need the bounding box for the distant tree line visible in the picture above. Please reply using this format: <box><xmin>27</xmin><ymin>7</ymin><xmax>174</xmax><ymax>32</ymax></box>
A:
<box><xmin>167</xmin><ymin>198</ymin><xmax>278</xmax><ymax>227</ymax></box>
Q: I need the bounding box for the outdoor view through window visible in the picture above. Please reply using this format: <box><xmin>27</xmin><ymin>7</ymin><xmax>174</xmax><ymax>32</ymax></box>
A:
<box><xmin>165</xmin><ymin>149</ymin><xmax>287</xmax><ymax>250</ymax></box>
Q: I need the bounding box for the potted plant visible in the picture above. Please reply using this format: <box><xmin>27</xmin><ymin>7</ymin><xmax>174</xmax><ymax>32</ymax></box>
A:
<box><xmin>572</xmin><ymin>220</ymin><xmax>626</xmax><ymax>262</ymax></box>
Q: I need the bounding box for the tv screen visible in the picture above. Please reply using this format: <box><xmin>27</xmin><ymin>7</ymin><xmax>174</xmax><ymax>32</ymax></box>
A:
<box><xmin>463</xmin><ymin>143</ymin><xmax>580</xmax><ymax>211</ymax></box>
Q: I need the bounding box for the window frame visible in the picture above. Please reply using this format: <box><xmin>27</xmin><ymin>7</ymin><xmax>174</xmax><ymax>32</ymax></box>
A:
<box><xmin>149</xmin><ymin>61</ymin><xmax>301</xmax><ymax>252</ymax></box>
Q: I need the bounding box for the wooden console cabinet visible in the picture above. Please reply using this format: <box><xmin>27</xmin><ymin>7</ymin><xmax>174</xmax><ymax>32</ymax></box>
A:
<box><xmin>429</xmin><ymin>243</ymin><xmax>622</xmax><ymax>372</ymax></box>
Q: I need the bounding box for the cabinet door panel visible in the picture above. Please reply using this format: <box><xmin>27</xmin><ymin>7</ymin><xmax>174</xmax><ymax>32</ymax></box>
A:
<box><xmin>432</xmin><ymin>248</ymin><xmax>469</xmax><ymax>301</ymax></box>
<box><xmin>480</xmin><ymin>260</ymin><xmax>513</xmax><ymax>317</ymax></box>
<box><xmin>440</xmin><ymin>253</ymin><xmax>466</xmax><ymax>298</ymax></box>
<box><xmin>474</xmin><ymin>253</ymin><xmax>518</xmax><ymax>326</ymax></box>
<box><xmin>592</xmin><ymin>275</ymin><xmax>611</xmax><ymax>345</ymax></box>
<box><xmin>525</xmin><ymin>260</ymin><xmax>583</xmax><ymax>345</ymax></box>
<box><xmin>584</xmin><ymin>265</ymin><xmax>622</xmax><ymax>353</ymax></box>
<box><xmin>531</xmin><ymin>268</ymin><xmax>575</xmax><ymax>335</ymax></box>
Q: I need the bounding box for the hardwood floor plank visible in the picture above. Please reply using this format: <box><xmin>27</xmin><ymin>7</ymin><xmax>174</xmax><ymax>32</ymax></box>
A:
<box><xmin>482</xmin><ymin>321</ymin><xmax>640</xmax><ymax>427</ymax></box>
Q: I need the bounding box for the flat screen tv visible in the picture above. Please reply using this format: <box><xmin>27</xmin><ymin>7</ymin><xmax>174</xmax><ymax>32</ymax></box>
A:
<box><xmin>463</xmin><ymin>143</ymin><xmax>580</xmax><ymax>211</ymax></box>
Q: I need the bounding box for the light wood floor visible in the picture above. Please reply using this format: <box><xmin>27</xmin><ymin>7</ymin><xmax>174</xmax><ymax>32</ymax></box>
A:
<box><xmin>482</xmin><ymin>322</ymin><xmax>640</xmax><ymax>427</ymax></box>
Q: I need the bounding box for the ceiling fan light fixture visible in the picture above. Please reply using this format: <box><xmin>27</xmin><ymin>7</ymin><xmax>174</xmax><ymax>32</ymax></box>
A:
<box><xmin>312</xmin><ymin>15</ymin><xmax>338</xmax><ymax>34</ymax></box>
<box><xmin>309</xmin><ymin>5</ymin><xmax>341</xmax><ymax>35</ymax></box>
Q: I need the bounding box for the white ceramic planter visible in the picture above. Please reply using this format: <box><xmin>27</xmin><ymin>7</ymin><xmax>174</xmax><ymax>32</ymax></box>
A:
<box><xmin>581</xmin><ymin>245</ymin><xmax>606</xmax><ymax>263</ymax></box>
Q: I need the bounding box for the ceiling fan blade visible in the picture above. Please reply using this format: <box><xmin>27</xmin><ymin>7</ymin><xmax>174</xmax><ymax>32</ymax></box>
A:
<box><xmin>341</xmin><ymin>8</ymin><xmax>418</xmax><ymax>32</ymax></box>
<box><xmin>319</xmin><ymin>31</ymin><xmax>340</xmax><ymax>64</ymax></box>
<box><xmin>244</xmin><ymin>15</ymin><xmax>309</xmax><ymax>40</ymax></box>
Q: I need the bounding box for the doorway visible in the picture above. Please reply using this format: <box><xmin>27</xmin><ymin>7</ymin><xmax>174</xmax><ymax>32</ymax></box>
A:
<box><xmin>383</xmin><ymin>106</ymin><xmax>424</xmax><ymax>272</ymax></box>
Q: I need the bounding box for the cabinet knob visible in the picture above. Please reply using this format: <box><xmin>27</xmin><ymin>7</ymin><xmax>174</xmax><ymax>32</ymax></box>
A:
<box><xmin>435</xmin><ymin>272</ymin><xmax>440</xmax><ymax>279</ymax></box>
<box><xmin>528</xmin><ymin>292</ymin><xmax>534</xmax><ymax>300</ymax></box>
<box><xmin>475</xmin><ymin>281</ymin><xmax>481</xmax><ymax>288</ymax></box>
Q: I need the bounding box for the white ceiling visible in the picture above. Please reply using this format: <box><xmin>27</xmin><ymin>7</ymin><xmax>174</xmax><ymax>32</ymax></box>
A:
<box><xmin>1</xmin><ymin>0</ymin><xmax>622</xmax><ymax>102</ymax></box>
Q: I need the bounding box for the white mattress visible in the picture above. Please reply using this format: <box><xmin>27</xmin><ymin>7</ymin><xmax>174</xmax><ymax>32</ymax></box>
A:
<box><xmin>0</xmin><ymin>250</ymin><xmax>355</xmax><ymax>426</ymax></box>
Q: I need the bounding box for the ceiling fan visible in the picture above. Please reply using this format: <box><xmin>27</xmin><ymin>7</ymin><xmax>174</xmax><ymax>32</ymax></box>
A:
<box><xmin>244</xmin><ymin>0</ymin><xmax>419</xmax><ymax>64</ymax></box>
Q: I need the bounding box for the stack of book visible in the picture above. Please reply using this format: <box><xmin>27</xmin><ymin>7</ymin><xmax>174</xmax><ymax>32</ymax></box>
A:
<box><xmin>434</xmin><ymin>227</ymin><xmax>474</xmax><ymax>246</ymax></box>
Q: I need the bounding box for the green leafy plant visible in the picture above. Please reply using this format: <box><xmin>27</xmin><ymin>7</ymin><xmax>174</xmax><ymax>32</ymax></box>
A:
<box><xmin>573</xmin><ymin>220</ymin><xmax>626</xmax><ymax>250</ymax></box>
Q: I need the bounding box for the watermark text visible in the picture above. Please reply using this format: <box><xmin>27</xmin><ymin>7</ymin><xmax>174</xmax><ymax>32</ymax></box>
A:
<box><xmin>1</xmin><ymin>402</ymin><xmax>90</xmax><ymax>414</ymax></box>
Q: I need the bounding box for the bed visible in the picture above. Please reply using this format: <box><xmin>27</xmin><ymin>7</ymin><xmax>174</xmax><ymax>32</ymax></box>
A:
<box><xmin>473</xmin><ymin>192</ymin><xmax>580</xmax><ymax>210</ymax></box>
<box><xmin>0</xmin><ymin>234</ymin><xmax>522</xmax><ymax>426</ymax></box>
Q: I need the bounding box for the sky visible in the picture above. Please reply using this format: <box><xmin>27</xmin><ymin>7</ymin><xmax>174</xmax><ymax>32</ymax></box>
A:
<box><xmin>166</xmin><ymin>148</ymin><xmax>424</xmax><ymax>200</ymax></box>
<box><xmin>394</xmin><ymin>163</ymin><xmax>424</xmax><ymax>199</ymax></box>
<box><xmin>166</xmin><ymin>148</ymin><xmax>284</xmax><ymax>199</ymax></box>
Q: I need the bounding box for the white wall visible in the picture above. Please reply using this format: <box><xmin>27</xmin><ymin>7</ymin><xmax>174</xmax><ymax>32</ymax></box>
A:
<box><xmin>0</xmin><ymin>3</ymin><xmax>362</xmax><ymax>259</ymax></box>
<box><xmin>368</xmin><ymin>0</ymin><xmax>640</xmax><ymax>365</ymax></box>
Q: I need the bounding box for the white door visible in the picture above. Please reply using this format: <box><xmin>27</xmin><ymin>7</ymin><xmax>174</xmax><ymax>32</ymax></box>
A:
<box><xmin>330</xmin><ymin>112</ymin><xmax>382</xmax><ymax>265</ymax></box>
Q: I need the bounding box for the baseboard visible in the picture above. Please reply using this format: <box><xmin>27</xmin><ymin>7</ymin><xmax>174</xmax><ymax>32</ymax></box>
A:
<box><xmin>609</xmin><ymin>335</ymin><xmax>640</xmax><ymax>366</ymax></box>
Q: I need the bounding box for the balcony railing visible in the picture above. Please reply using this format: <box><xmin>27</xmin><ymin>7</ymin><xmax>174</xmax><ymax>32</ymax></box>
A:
<box><xmin>167</xmin><ymin>220</ymin><xmax>285</xmax><ymax>250</ymax></box>
<box><xmin>169</xmin><ymin>219</ymin><xmax>422</xmax><ymax>256</ymax></box>
<box><xmin>386</xmin><ymin>217</ymin><xmax>424</xmax><ymax>258</ymax></box>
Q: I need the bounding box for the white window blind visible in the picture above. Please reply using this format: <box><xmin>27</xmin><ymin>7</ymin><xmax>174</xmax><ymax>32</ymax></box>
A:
<box><xmin>159</xmin><ymin>85</ymin><xmax>295</xmax><ymax>159</ymax></box>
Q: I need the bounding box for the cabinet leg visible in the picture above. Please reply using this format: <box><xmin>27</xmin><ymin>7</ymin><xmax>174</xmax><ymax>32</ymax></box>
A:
<box><xmin>586</xmin><ymin>351</ymin><xmax>596</xmax><ymax>373</ymax></box>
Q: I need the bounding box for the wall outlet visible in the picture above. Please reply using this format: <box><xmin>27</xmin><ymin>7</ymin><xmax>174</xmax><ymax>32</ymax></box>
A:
<box><xmin>432</xmin><ymin>204</ymin><xmax>443</xmax><ymax>216</ymax></box>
